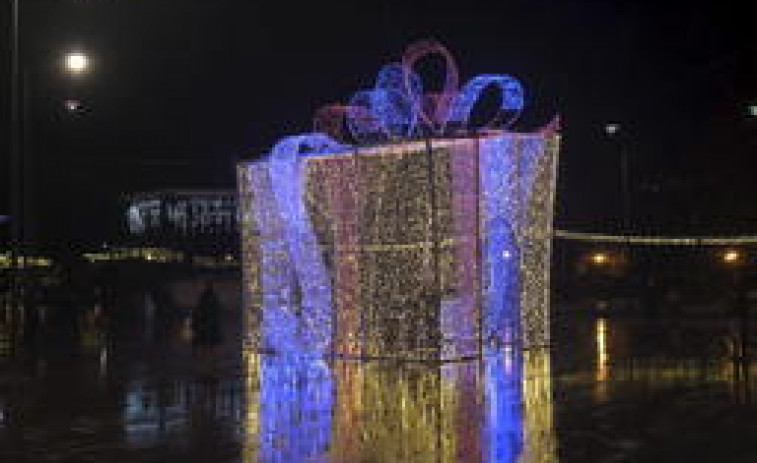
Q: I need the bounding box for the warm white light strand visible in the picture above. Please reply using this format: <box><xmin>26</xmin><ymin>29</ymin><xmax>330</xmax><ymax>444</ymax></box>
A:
<box><xmin>554</xmin><ymin>229</ymin><xmax>757</xmax><ymax>246</ymax></box>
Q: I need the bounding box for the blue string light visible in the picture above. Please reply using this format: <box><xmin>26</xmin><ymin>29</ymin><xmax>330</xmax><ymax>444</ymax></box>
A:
<box><xmin>373</xmin><ymin>63</ymin><xmax>422</xmax><ymax>138</ymax></box>
<box><xmin>346</xmin><ymin>90</ymin><xmax>390</xmax><ymax>144</ymax></box>
<box><xmin>256</xmin><ymin>133</ymin><xmax>346</xmax><ymax>356</ymax></box>
<box><xmin>446</xmin><ymin>74</ymin><xmax>525</xmax><ymax>132</ymax></box>
<box><xmin>480</xmin><ymin>136</ymin><xmax>521</xmax><ymax>345</ymax></box>
<box><xmin>484</xmin><ymin>348</ymin><xmax>523</xmax><ymax>462</ymax></box>
<box><xmin>259</xmin><ymin>356</ymin><xmax>334</xmax><ymax>461</ymax></box>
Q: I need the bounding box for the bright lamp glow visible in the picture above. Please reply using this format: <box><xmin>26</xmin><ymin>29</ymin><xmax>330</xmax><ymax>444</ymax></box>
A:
<box><xmin>604</xmin><ymin>123</ymin><xmax>620</xmax><ymax>136</ymax></box>
<box><xmin>591</xmin><ymin>252</ymin><xmax>609</xmax><ymax>265</ymax></box>
<box><xmin>65</xmin><ymin>52</ymin><xmax>89</xmax><ymax>74</ymax></box>
<box><xmin>722</xmin><ymin>249</ymin><xmax>742</xmax><ymax>264</ymax></box>
<box><xmin>64</xmin><ymin>99</ymin><xmax>83</xmax><ymax>113</ymax></box>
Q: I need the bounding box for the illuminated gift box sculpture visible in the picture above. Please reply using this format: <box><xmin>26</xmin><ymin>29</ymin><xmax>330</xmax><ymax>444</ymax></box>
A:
<box><xmin>237</xmin><ymin>40</ymin><xmax>559</xmax><ymax>361</ymax></box>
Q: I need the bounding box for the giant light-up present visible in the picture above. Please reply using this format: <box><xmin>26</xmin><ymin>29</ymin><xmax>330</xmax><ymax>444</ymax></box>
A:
<box><xmin>237</xmin><ymin>40</ymin><xmax>560</xmax><ymax>361</ymax></box>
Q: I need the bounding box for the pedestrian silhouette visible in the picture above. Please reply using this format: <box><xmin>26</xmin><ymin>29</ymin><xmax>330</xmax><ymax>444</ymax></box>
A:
<box><xmin>22</xmin><ymin>281</ymin><xmax>41</xmax><ymax>349</ymax></box>
<box><xmin>192</xmin><ymin>280</ymin><xmax>222</xmax><ymax>348</ymax></box>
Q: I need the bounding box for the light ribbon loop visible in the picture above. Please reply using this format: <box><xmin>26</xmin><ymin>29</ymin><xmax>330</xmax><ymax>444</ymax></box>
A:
<box><xmin>374</xmin><ymin>63</ymin><xmax>422</xmax><ymax>139</ymax></box>
<box><xmin>401</xmin><ymin>39</ymin><xmax>460</xmax><ymax>133</ymax></box>
<box><xmin>312</xmin><ymin>40</ymin><xmax>528</xmax><ymax>145</ymax></box>
<box><xmin>346</xmin><ymin>90</ymin><xmax>390</xmax><ymax>144</ymax></box>
<box><xmin>266</xmin><ymin>133</ymin><xmax>347</xmax><ymax>353</ymax></box>
<box><xmin>445</xmin><ymin>74</ymin><xmax>525</xmax><ymax>132</ymax></box>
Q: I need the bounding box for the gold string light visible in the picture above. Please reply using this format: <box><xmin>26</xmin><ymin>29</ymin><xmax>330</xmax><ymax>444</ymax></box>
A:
<box><xmin>554</xmin><ymin>229</ymin><xmax>757</xmax><ymax>246</ymax></box>
<box><xmin>238</xmin><ymin>133</ymin><xmax>560</xmax><ymax>359</ymax></box>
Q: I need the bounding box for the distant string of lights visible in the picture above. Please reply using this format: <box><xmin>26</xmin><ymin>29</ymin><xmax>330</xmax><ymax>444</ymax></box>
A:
<box><xmin>554</xmin><ymin>229</ymin><xmax>757</xmax><ymax>246</ymax></box>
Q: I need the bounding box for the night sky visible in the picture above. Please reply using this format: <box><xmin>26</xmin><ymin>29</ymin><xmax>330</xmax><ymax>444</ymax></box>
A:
<box><xmin>1</xmin><ymin>0</ymin><xmax>756</xmax><ymax>246</ymax></box>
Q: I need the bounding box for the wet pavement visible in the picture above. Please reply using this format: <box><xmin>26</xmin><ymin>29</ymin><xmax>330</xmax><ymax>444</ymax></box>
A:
<box><xmin>1</xmin><ymin>294</ymin><xmax>757</xmax><ymax>462</ymax></box>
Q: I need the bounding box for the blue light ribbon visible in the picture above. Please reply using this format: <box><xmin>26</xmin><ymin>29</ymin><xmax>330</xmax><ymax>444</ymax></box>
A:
<box><xmin>314</xmin><ymin>39</ymin><xmax>526</xmax><ymax>143</ymax></box>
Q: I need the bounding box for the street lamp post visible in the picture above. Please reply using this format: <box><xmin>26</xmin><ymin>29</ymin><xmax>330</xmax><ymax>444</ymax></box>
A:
<box><xmin>605</xmin><ymin>123</ymin><xmax>632</xmax><ymax>303</ymax></box>
<box><xmin>8</xmin><ymin>0</ymin><xmax>22</xmax><ymax>349</ymax></box>
<box><xmin>605</xmin><ymin>123</ymin><xmax>630</xmax><ymax>234</ymax></box>
<box><xmin>7</xmin><ymin>0</ymin><xmax>91</xmax><ymax>351</ymax></box>
<box><xmin>721</xmin><ymin>249</ymin><xmax>749</xmax><ymax>367</ymax></box>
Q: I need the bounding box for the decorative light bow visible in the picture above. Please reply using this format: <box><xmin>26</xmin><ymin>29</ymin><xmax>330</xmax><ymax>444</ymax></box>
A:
<box><xmin>313</xmin><ymin>39</ymin><xmax>530</xmax><ymax>145</ymax></box>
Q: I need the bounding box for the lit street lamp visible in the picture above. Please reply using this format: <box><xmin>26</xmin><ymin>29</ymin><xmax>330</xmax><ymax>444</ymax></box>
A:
<box><xmin>747</xmin><ymin>104</ymin><xmax>757</xmax><ymax>118</ymax></box>
<box><xmin>8</xmin><ymin>0</ymin><xmax>93</xmax><ymax>353</ymax></box>
<box><xmin>63</xmin><ymin>98</ymin><xmax>87</xmax><ymax>115</ymax></box>
<box><xmin>722</xmin><ymin>249</ymin><xmax>744</xmax><ymax>265</ymax></box>
<box><xmin>604</xmin><ymin>123</ymin><xmax>621</xmax><ymax>136</ymax></box>
<box><xmin>720</xmin><ymin>248</ymin><xmax>750</xmax><ymax>366</ymax></box>
<box><xmin>591</xmin><ymin>251</ymin><xmax>610</xmax><ymax>265</ymax></box>
<box><xmin>10</xmin><ymin>48</ymin><xmax>92</xmax><ymax>250</ymax></box>
<box><xmin>64</xmin><ymin>51</ymin><xmax>90</xmax><ymax>75</ymax></box>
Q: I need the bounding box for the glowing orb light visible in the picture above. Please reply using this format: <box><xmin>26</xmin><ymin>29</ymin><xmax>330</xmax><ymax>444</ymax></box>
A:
<box><xmin>65</xmin><ymin>52</ymin><xmax>89</xmax><ymax>74</ymax></box>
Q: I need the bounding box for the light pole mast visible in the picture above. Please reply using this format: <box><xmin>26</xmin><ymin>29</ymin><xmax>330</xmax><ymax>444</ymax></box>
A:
<box><xmin>6</xmin><ymin>1</ymin><xmax>91</xmax><ymax>350</ymax></box>
<box><xmin>605</xmin><ymin>123</ymin><xmax>629</xmax><ymax>233</ymax></box>
<box><xmin>10</xmin><ymin>0</ymin><xmax>22</xmax><ymax>247</ymax></box>
<box><xmin>9</xmin><ymin>0</ymin><xmax>23</xmax><ymax>329</ymax></box>
<box><xmin>8</xmin><ymin>3</ymin><xmax>91</xmax><ymax>262</ymax></box>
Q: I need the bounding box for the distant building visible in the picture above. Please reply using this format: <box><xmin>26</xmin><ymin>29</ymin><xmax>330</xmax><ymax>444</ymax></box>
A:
<box><xmin>122</xmin><ymin>190</ymin><xmax>238</xmax><ymax>254</ymax></box>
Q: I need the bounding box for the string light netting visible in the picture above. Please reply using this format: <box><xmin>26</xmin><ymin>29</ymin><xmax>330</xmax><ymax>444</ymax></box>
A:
<box><xmin>238</xmin><ymin>134</ymin><xmax>558</xmax><ymax>361</ymax></box>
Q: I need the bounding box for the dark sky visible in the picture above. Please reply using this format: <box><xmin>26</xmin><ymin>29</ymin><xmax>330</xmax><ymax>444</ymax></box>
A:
<box><xmin>1</xmin><ymin>0</ymin><xmax>756</xmax><ymax>245</ymax></box>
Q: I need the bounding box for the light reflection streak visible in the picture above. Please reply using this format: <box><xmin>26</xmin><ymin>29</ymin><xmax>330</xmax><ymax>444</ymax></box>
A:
<box><xmin>595</xmin><ymin>317</ymin><xmax>610</xmax><ymax>403</ymax></box>
<box><xmin>246</xmin><ymin>348</ymin><xmax>557</xmax><ymax>463</ymax></box>
<box><xmin>258</xmin><ymin>357</ymin><xmax>334</xmax><ymax>462</ymax></box>
<box><xmin>483</xmin><ymin>348</ymin><xmax>522</xmax><ymax>463</ymax></box>
<box><xmin>596</xmin><ymin>318</ymin><xmax>609</xmax><ymax>382</ymax></box>
<box><xmin>242</xmin><ymin>351</ymin><xmax>259</xmax><ymax>463</ymax></box>
<box><xmin>520</xmin><ymin>349</ymin><xmax>558</xmax><ymax>463</ymax></box>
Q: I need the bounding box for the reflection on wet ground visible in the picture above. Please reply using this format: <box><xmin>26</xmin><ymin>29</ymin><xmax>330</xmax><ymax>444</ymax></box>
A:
<box><xmin>2</xmin><ymin>298</ymin><xmax>757</xmax><ymax>462</ymax></box>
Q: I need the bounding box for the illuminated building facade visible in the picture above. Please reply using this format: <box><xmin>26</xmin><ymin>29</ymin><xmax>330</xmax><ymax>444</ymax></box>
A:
<box><xmin>123</xmin><ymin>189</ymin><xmax>237</xmax><ymax>253</ymax></box>
<box><xmin>237</xmin><ymin>40</ymin><xmax>560</xmax><ymax>360</ymax></box>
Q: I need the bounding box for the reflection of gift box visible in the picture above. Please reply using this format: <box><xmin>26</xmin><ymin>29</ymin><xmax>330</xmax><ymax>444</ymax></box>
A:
<box><xmin>252</xmin><ymin>349</ymin><xmax>557</xmax><ymax>462</ymax></box>
<box><xmin>237</xmin><ymin>132</ymin><xmax>559</xmax><ymax>361</ymax></box>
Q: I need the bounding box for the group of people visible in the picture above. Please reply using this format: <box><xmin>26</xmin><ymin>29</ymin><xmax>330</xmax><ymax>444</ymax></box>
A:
<box><xmin>144</xmin><ymin>279</ymin><xmax>224</xmax><ymax>349</ymax></box>
<box><xmin>10</xmin><ymin>273</ymin><xmax>224</xmax><ymax>354</ymax></box>
<box><xmin>18</xmin><ymin>277</ymin><xmax>84</xmax><ymax>351</ymax></box>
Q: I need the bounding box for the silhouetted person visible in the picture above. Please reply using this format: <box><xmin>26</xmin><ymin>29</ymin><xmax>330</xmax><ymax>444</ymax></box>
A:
<box><xmin>144</xmin><ymin>290</ymin><xmax>157</xmax><ymax>342</ymax></box>
<box><xmin>192</xmin><ymin>281</ymin><xmax>222</xmax><ymax>349</ymax></box>
<box><xmin>734</xmin><ymin>286</ymin><xmax>750</xmax><ymax>362</ymax></box>
<box><xmin>149</xmin><ymin>283</ymin><xmax>172</xmax><ymax>342</ymax></box>
<box><xmin>22</xmin><ymin>282</ymin><xmax>41</xmax><ymax>349</ymax></box>
<box><xmin>56</xmin><ymin>269</ymin><xmax>81</xmax><ymax>352</ymax></box>
<box><xmin>95</xmin><ymin>265</ymin><xmax>117</xmax><ymax>317</ymax></box>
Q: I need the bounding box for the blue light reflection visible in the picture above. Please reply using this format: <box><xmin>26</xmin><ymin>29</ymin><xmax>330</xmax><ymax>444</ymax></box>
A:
<box><xmin>259</xmin><ymin>357</ymin><xmax>334</xmax><ymax>463</ymax></box>
<box><xmin>254</xmin><ymin>348</ymin><xmax>534</xmax><ymax>463</ymax></box>
<box><xmin>484</xmin><ymin>348</ymin><xmax>523</xmax><ymax>463</ymax></box>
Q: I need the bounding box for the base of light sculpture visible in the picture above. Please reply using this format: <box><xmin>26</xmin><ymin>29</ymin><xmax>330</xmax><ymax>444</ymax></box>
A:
<box><xmin>238</xmin><ymin>132</ymin><xmax>559</xmax><ymax>362</ymax></box>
